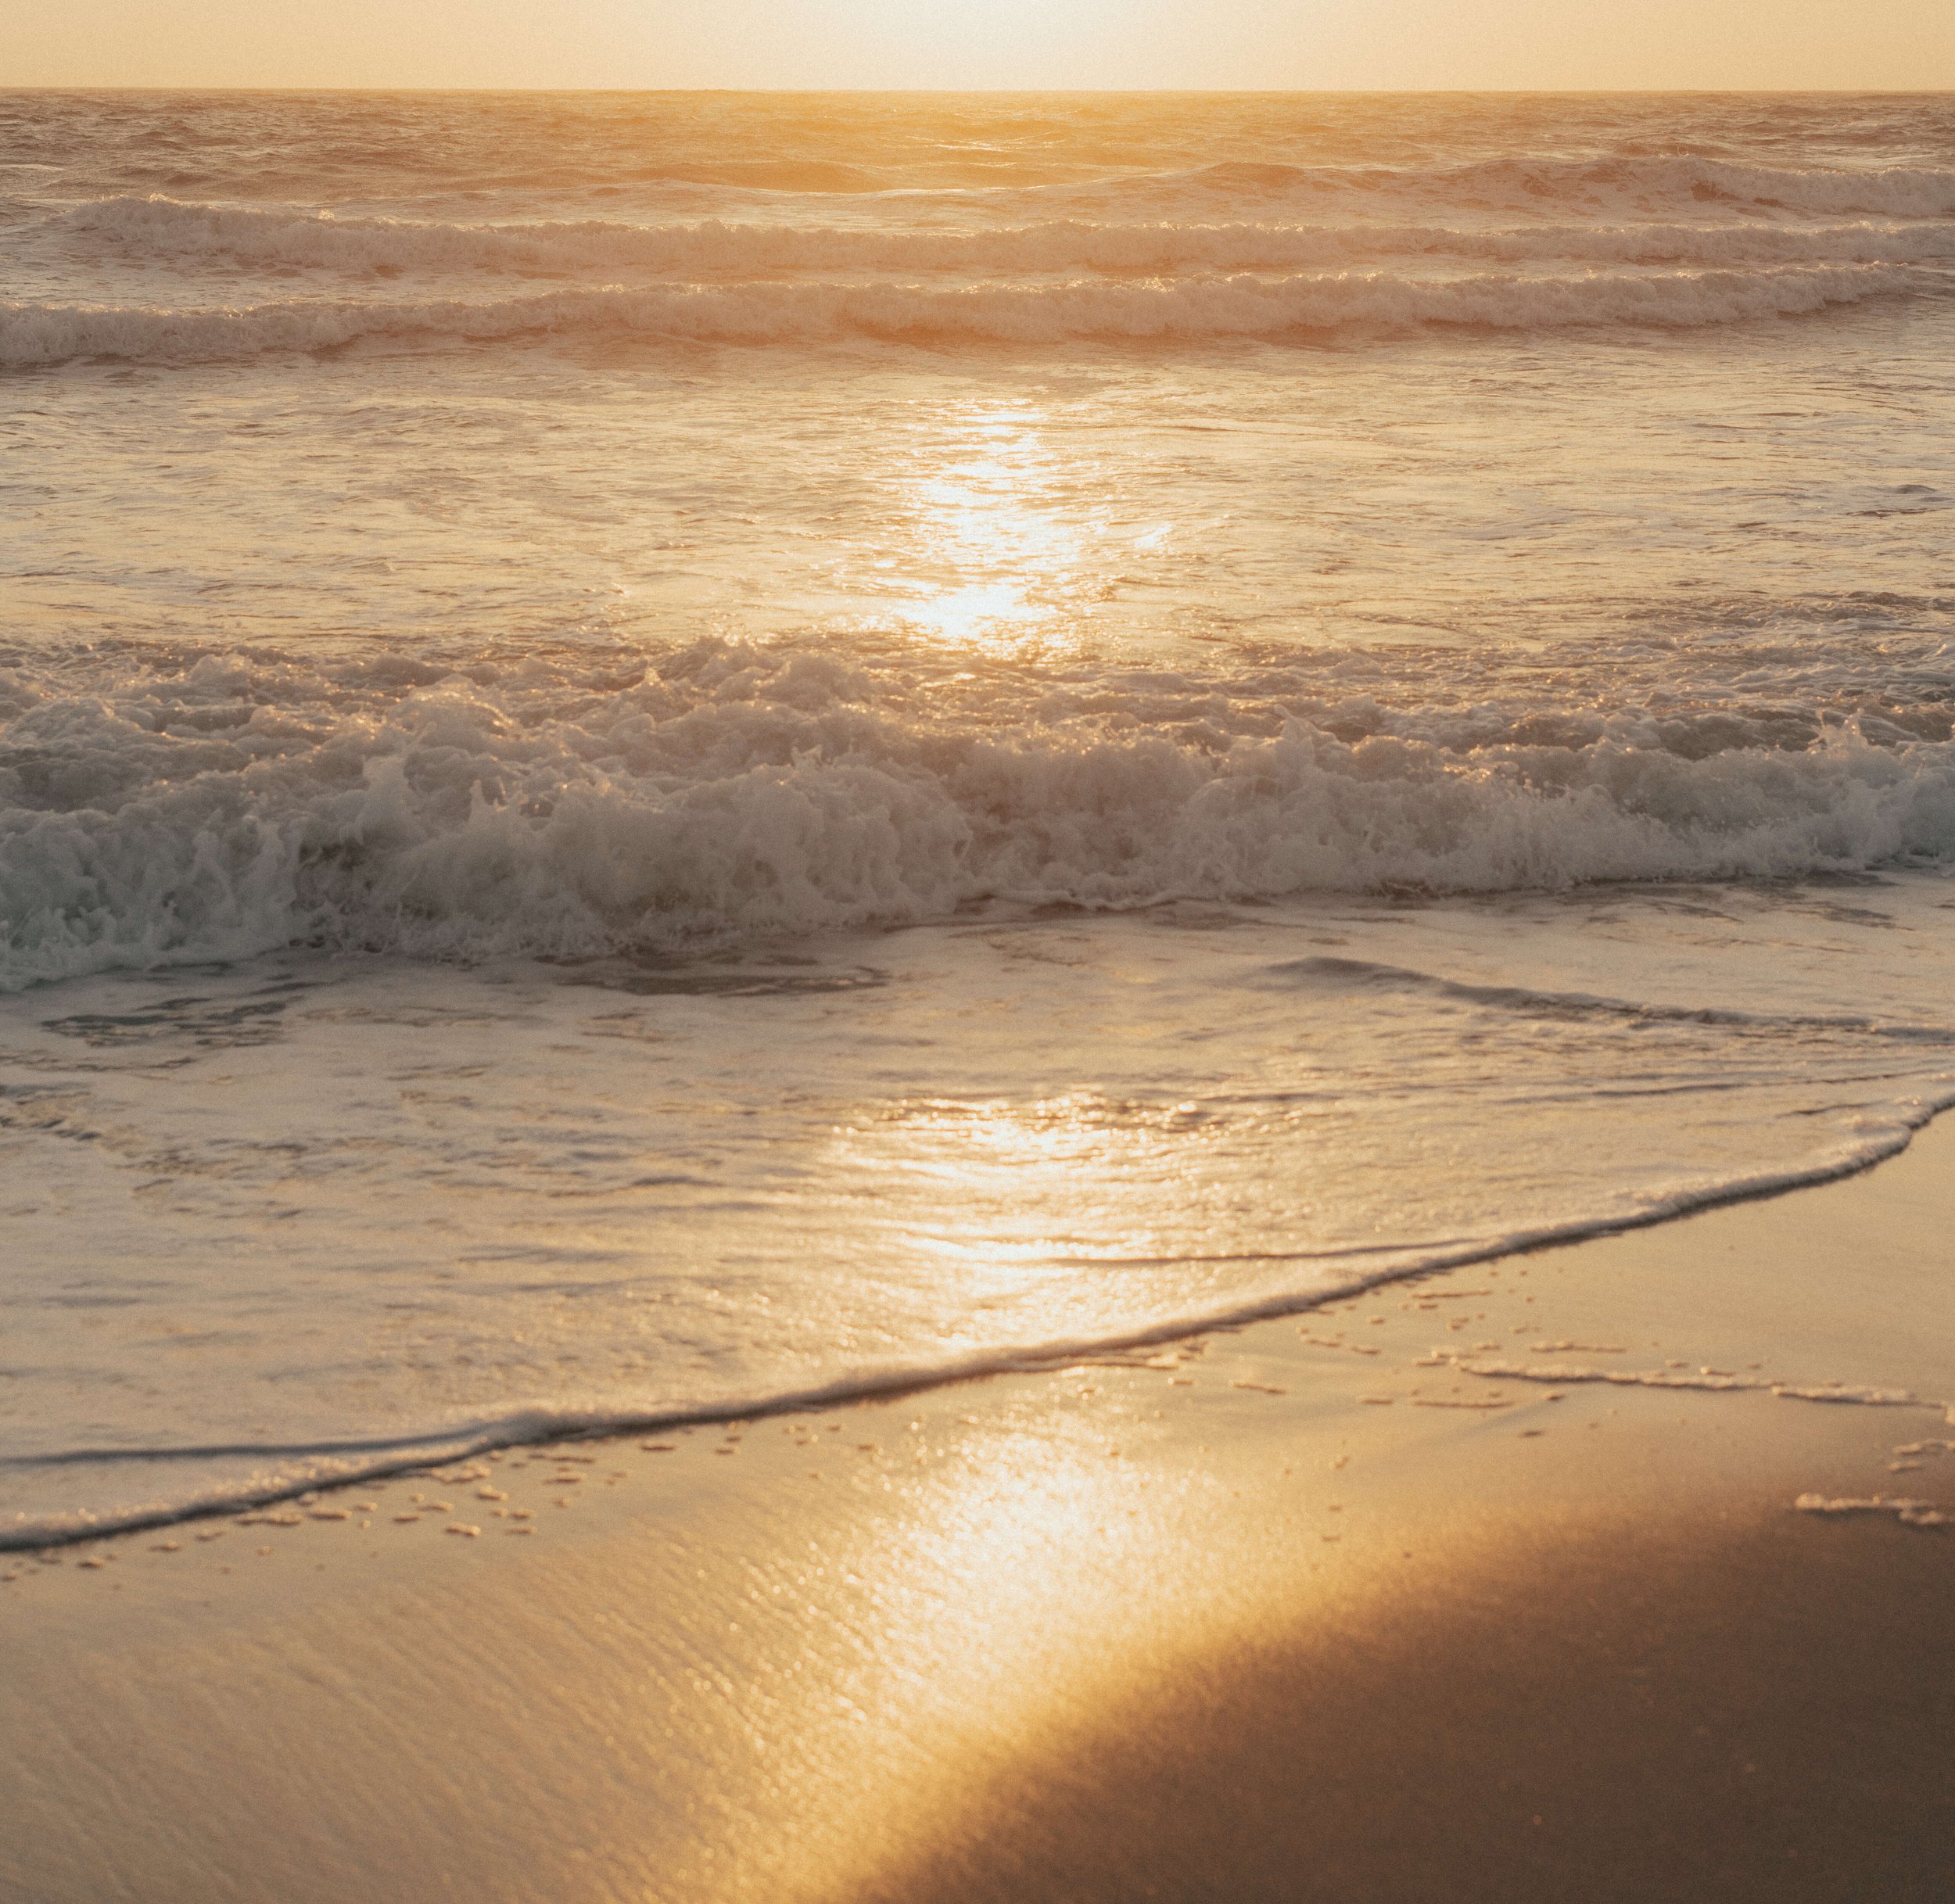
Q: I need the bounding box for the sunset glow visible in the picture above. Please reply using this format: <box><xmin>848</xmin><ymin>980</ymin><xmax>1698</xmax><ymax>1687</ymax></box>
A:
<box><xmin>9</xmin><ymin>0</ymin><xmax>1955</xmax><ymax>89</ymax></box>
<box><xmin>9</xmin><ymin>28</ymin><xmax>1955</xmax><ymax>1904</ymax></box>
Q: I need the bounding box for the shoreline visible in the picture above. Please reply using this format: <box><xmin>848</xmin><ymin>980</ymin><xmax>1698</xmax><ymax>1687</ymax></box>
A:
<box><xmin>6</xmin><ymin>1120</ymin><xmax>1955</xmax><ymax>1900</ymax></box>
<box><xmin>10</xmin><ymin>1086</ymin><xmax>1951</xmax><ymax>1558</ymax></box>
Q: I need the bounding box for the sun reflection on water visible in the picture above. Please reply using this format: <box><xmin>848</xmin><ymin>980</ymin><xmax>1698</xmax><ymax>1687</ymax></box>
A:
<box><xmin>830</xmin><ymin>1088</ymin><xmax>1237</xmax><ymax>1318</ymax></box>
<box><xmin>882</xmin><ymin>403</ymin><xmax>1104</xmax><ymax>652</ymax></box>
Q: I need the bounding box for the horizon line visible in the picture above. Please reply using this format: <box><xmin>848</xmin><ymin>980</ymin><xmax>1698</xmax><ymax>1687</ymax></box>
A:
<box><xmin>6</xmin><ymin>84</ymin><xmax>1955</xmax><ymax>97</ymax></box>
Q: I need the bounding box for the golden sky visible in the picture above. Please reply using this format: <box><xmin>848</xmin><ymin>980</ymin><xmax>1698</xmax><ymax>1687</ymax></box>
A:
<box><xmin>9</xmin><ymin>0</ymin><xmax>1954</xmax><ymax>90</ymax></box>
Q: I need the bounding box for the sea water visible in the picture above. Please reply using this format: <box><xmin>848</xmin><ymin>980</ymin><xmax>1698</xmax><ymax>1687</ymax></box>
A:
<box><xmin>4</xmin><ymin>91</ymin><xmax>1955</xmax><ymax>1544</ymax></box>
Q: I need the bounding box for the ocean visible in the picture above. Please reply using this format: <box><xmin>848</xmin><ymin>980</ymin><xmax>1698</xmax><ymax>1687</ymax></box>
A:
<box><xmin>4</xmin><ymin>89</ymin><xmax>1954</xmax><ymax>1547</ymax></box>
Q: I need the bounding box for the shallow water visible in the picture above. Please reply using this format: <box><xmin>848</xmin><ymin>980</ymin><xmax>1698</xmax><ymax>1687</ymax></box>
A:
<box><xmin>4</xmin><ymin>91</ymin><xmax>1955</xmax><ymax>1543</ymax></box>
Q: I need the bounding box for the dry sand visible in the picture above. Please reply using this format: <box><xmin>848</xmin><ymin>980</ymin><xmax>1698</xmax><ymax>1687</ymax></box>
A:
<box><xmin>5</xmin><ymin>1121</ymin><xmax>1954</xmax><ymax>1902</ymax></box>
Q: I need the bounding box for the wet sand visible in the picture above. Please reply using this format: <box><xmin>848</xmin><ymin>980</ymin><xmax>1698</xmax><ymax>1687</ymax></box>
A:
<box><xmin>5</xmin><ymin>1121</ymin><xmax>1954</xmax><ymax>1903</ymax></box>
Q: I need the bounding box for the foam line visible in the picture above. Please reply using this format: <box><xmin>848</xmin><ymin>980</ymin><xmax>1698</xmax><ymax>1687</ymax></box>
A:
<box><xmin>1795</xmin><ymin>1493</ymin><xmax>1949</xmax><ymax>1528</ymax></box>
<box><xmin>1451</xmin><ymin>1356</ymin><xmax>1946</xmax><ymax>1413</ymax></box>
<box><xmin>9</xmin><ymin>1093</ymin><xmax>1952</xmax><ymax>1552</ymax></box>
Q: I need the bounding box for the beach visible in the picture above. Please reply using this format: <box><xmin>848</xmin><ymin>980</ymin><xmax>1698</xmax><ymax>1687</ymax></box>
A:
<box><xmin>5</xmin><ymin>88</ymin><xmax>1955</xmax><ymax>1899</ymax></box>
<box><xmin>6</xmin><ymin>1114</ymin><xmax>1953</xmax><ymax>1902</ymax></box>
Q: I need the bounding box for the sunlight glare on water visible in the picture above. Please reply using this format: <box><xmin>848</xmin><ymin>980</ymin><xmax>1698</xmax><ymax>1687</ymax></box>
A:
<box><xmin>882</xmin><ymin>402</ymin><xmax>1093</xmax><ymax>651</ymax></box>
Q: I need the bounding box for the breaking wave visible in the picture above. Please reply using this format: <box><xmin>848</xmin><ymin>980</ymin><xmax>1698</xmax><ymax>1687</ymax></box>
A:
<box><xmin>5</xmin><ymin>641</ymin><xmax>1955</xmax><ymax>990</ymax></box>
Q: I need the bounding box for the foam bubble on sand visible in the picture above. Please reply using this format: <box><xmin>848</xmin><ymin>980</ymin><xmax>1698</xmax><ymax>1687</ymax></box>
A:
<box><xmin>1454</xmin><ymin>1357</ymin><xmax>1935</xmax><ymax>1411</ymax></box>
<box><xmin>1795</xmin><ymin>1493</ymin><xmax>1949</xmax><ymax>1529</ymax></box>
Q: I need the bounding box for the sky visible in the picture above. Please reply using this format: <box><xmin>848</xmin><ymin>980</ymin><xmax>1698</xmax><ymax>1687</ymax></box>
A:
<box><xmin>6</xmin><ymin>0</ymin><xmax>1955</xmax><ymax>91</ymax></box>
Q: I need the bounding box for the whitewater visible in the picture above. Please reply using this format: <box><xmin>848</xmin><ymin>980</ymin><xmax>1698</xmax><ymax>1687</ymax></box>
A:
<box><xmin>4</xmin><ymin>91</ymin><xmax>1955</xmax><ymax>1546</ymax></box>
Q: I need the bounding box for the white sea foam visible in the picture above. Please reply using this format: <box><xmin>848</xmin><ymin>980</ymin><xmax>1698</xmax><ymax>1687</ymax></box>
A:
<box><xmin>1795</xmin><ymin>1493</ymin><xmax>1949</xmax><ymax>1527</ymax></box>
<box><xmin>1455</xmin><ymin>1359</ymin><xmax>1932</xmax><ymax>1407</ymax></box>
<box><xmin>5</xmin><ymin>644</ymin><xmax>1954</xmax><ymax>988</ymax></box>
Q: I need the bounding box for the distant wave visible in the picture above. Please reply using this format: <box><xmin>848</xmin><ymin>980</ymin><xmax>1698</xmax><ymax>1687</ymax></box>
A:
<box><xmin>50</xmin><ymin>195</ymin><xmax>1955</xmax><ymax>281</ymax></box>
<box><xmin>1105</xmin><ymin>154</ymin><xmax>1955</xmax><ymax>221</ymax></box>
<box><xmin>63</xmin><ymin>150</ymin><xmax>1955</xmax><ymax>222</ymax></box>
<box><xmin>5</xmin><ymin>642</ymin><xmax>1954</xmax><ymax>990</ymax></box>
<box><xmin>3</xmin><ymin>263</ymin><xmax>1933</xmax><ymax>368</ymax></box>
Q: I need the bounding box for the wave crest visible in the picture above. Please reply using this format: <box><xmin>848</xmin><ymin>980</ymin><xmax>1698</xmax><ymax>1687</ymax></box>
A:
<box><xmin>1146</xmin><ymin>153</ymin><xmax>1955</xmax><ymax>221</ymax></box>
<box><xmin>4</xmin><ymin>263</ymin><xmax>1931</xmax><ymax>368</ymax></box>
<box><xmin>50</xmin><ymin>195</ymin><xmax>1955</xmax><ymax>281</ymax></box>
<box><xmin>5</xmin><ymin>644</ymin><xmax>1953</xmax><ymax>989</ymax></box>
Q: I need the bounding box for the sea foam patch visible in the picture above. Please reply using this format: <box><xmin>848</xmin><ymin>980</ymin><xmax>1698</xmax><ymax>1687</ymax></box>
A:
<box><xmin>4</xmin><ymin>638</ymin><xmax>1954</xmax><ymax>988</ymax></box>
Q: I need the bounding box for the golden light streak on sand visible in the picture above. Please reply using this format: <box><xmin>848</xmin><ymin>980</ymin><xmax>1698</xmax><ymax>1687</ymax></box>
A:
<box><xmin>6</xmin><ymin>1124</ymin><xmax>1955</xmax><ymax>1902</ymax></box>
